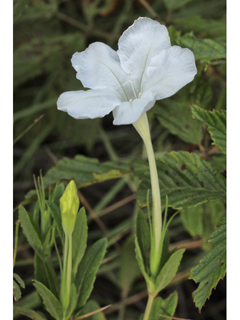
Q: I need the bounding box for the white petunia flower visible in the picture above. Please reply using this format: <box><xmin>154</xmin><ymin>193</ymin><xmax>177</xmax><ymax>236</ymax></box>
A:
<box><xmin>57</xmin><ymin>17</ymin><xmax>197</xmax><ymax>125</ymax></box>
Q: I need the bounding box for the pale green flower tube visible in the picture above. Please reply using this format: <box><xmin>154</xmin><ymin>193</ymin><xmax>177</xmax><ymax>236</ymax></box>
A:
<box><xmin>133</xmin><ymin>112</ymin><xmax>162</xmax><ymax>278</ymax></box>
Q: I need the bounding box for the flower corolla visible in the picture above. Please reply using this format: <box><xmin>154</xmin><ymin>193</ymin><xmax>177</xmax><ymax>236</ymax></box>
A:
<box><xmin>57</xmin><ymin>17</ymin><xmax>197</xmax><ymax>125</ymax></box>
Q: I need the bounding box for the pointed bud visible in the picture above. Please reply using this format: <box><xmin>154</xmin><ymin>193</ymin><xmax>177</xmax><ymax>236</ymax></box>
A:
<box><xmin>60</xmin><ymin>180</ymin><xmax>79</xmax><ymax>235</ymax></box>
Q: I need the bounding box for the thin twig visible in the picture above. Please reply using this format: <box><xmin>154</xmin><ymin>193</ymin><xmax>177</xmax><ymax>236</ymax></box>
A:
<box><xmin>13</xmin><ymin>220</ymin><xmax>20</xmax><ymax>269</ymax></box>
<box><xmin>96</xmin><ymin>194</ymin><xmax>136</xmax><ymax>217</ymax></box>
<box><xmin>138</xmin><ymin>0</ymin><xmax>162</xmax><ymax>21</ymax></box>
<box><xmin>55</xmin><ymin>11</ymin><xmax>116</xmax><ymax>40</ymax></box>
<box><xmin>77</xmin><ymin>190</ymin><xmax>121</xmax><ymax>250</ymax></box>
<box><xmin>72</xmin><ymin>305</ymin><xmax>111</xmax><ymax>320</ymax></box>
<box><xmin>169</xmin><ymin>239</ymin><xmax>203</xmax><ymax>251</ymax></box>
<box><xmin>105</xmin><ymin>270</ymin><xmax>190</xmax><ymax>315</ymax></box>
<box><xmin>158</xmin><ymin>315</ymin><xmax>192</xmax><ymax>320</ymax></box>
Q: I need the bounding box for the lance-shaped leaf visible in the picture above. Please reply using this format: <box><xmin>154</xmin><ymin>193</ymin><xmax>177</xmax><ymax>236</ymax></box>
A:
<box><xmin>18</xmin><ymin>206</ymin><xmax>44</xmax><ymax>260</ymax></box>
<box><xmin>189</xmin><ymin>217</ymin><xmax>226</xmax><ymax>311</ymax></box>
<box><xmin>74</xmin><ymin>238</ymin><xmax>108</xmax><ymax>315</ymax></box>
<box><xmin>154</xmin><ymin>249</ymin><xmax>185</xmax><ymax>295</ymax></box>
<box><xmin>33</xmin><ymin>280</ymin><xmax>63</xmax><ymax>320</ymax></box>
<box><xmin>191</xmin><ymin>104</ymin><xmax>226</xmax><ymax>153</ymax></box>
<box><xmin>137</xmin><ymin>151</ymin><xmax>226</xmax><ymax>210</ymax></box>
<box><xmin>72</xmin><ymin>207</ymin><xmax>88</xmax><ymax>280</ymax></box>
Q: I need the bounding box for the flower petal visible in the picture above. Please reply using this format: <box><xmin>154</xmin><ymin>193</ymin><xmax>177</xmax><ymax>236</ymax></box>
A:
<box><xmin>143</xmin><ymin>46</ymin><xmax>197</xmax><ymax>100</ymax></box>
<box><xmin>57</xmin><ymin>89</ymin><xmax>121</xmax><ymax>119</ymax></box>
<box><xmin>71</xmin><ymin>42</ymin><xmax>129</xmax><ymax>100</ymax></box>
<box><xmin>112</xmin><ymin>91</ymin><xmax>155</xmax><ymax>125</ymax></box>
<box><xmin>117</xmin><ymin>17</ymin><xmax>170</xmax><ymax>90</ymax></box>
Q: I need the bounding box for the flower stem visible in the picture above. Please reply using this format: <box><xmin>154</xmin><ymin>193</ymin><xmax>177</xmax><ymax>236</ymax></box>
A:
<box><xmin>133</xmin><ymin>112</ymin><xmax>162</xmax><ymax>277</ymax></box>
<box><xmin>61</xmin><ymin>234</ymin><xmax>72</xmax><ymax>318</ymax></box>
<box><xmin>142</xmin><ymin>293</ymin><xmax>155</xmax><ymax>320</ymax></box>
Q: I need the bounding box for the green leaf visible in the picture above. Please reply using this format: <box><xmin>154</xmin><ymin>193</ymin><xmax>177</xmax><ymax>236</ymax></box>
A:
<box><xmin>149</xmin><ymin>291</ymin><xmax>178</xmax><ymax>320</ymax></box>
<box><xmin>25</xmin><ymin>155</ymin><xmax>146</xmax><ymax>199</ymax></box>
<box><xmin>76</xmin><ymin>300</ymin><xmax>106</xmax><ymax>320</ymax></box>
<box><xmin>181</xmin><ymin>200</ymin><xmax>225</xmax><ymax>249</ymax></box>
<box><xmin>13</xmin><ymin>273</ymin><xmax>25</xmax><ymax>289</ymax></box>
<box><xmin>191</xmin><ymin>104</ymin><xmax>226</xmax><ymax>153</ymax></box>
<box><xmin>47</xmin><ymin>202</ymin><xmax>65</xmax><ymax>246</ymax></box>
<box><xmin>189</xmin><ymin>217</ymin><xmax>226</xmax><ymax>311</ymax></box>
<box><xmin>13</xmin><ymin>306</ymin><xmax>47</xmax><ymax>320</ymax></box>
<box><xmin>13</xmin><ymin>0</ymin><xmax>31</xmax><ymax>22</ymax></box>
<box><xmin>119</xmin><ymin>235</ymin><xmax>140</xmax><ymax>295</ymax></box>
<box><xmin>137</xmin><ymin>151</ymin><xmax>226</xmax><ymax>210</ymax></box>
<box><xmin>176</xmin><ymin>32</ymin><xmax>226</xmax><ymax>63</ymax></box>
<box><xmin>74</xmin><ymin>238</ymin><xmax>108</xmax><ymax>315</ymax></box>
<box><xmin>135</xmin><ymin>236</ymin><xmax>151</xmax><ymax>287</ymax></box>
<box><xmin>13</xmin><ymin>280</ymin><xmax>22</xmax><ymax>302</ymax></box>
<box><xmin>154</xmin><ymin>249</ymin><xmax>185</xmax><ymax>295</ymax></box>
<box><xmin>135</xmin><ymin>210</ymin><xmax>150</xmax><ymax>272</ymax></box>
<box><xmin>18</xmin><ymin>206</ymin><xmax>44</xmax><ymax>260</ymax></box>
<box><xmin>72</xmin><ymin>207</ymin><xmax>88</xmax><ymax>280</ymax></box>
<box><xmin>14</xmin><ymin>34</ymin><xmax>84</xmax><ymax>87</ymax></box>
<box><xmin>171</xmin><ymin>15</ymin><xmax>226</xmax><ymax>38</ymax></box>
<box><xmin>33</xmin><ymin>280</ymin><xmax>63</xmax><ymax>320</ymax></box>
<box><xmin>154</xmin><ymin>101</ymin><xmax>204</xmax><ymax>144</ymax></box>
<box><xmin>163</xmin><ymin>0</ymin><xmax>193</xmax><ymax>10</ymax></box>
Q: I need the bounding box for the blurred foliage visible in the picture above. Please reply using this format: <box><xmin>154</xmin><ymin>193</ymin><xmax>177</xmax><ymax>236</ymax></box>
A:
<box><xmin>14</xmin><ymin>0</ymin><xmax>226</xmax><ymax>320</ymax></box>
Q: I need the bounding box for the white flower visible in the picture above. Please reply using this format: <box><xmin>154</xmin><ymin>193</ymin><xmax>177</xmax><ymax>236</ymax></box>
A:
<box><xmin>57</xmin><ymin>17</ymin><xmax>197</xmax><ymax>125</ymax></box>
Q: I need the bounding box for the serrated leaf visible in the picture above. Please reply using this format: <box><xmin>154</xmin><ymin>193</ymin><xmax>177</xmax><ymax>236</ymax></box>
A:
<box><xmin>154</xmin><ymin>249</ymin><xmax>185</xmax><ymax>295</ymax></box>
<box><xmin>149</xmin><ymin>291</ymin><xmax>178</xmax><ymax>320</ymax></box>
<box><xmin>119</xmin><ymin>235</ymin><xmax>140</xmax><ymax>295</ymax></box>
<box><xmin>191</xmin><ymin>104</ymin><xmax>226</xmax><ymax>153</ymax></box>
<box><xmin>163</xmin><ymin>0</ymin><xmax>193</xmax><ymax>10</ymax></box>
<box><xmin>25</xmin><ymin>156</ymin><xmax>146</xmax><ymax>200</ymax></box>
<box><xmin>33</xmin><ymin>280</ymin><xmax>63</xmax><ymax>320</ymax></box>
<box><xmin>154</xmin><ymin>101</ymin><xmax>204</xmax><ymax>144</ymax></box>
<box><xmin>13</xmin><ymin>306</ymin><xmax>46</xmax><ymax>320</ymax></box>
<box><xmin>181</xmin><ymin>200</ymin><xmax>225</xmax><ymax>249</ymax></box>
<box><xmin>72</xmin><ymin>207</ymin><xmax>88</xmax><ymax>280</ymax></box>
<box><xmin>74</xmin><ymin>238</ymin><xmax>108</xmax><ymax>315</ymax></box>
<box><xmin>172</xmin><ymin>15</ymin><xmax>226</xmax><ymax>38</ymax></box>
<box><xmin>14</xmin><ymin>33</ymin><xmax>84</xmax><ymax>87</ymax></box>
<box><xmin>189</xmin><ymin>217</ymin><xmax>226</xmax><ymax>311</ymax></box>
<box><xmin>137</xmin><ymin>151</ymin><xmax>226</xmax><ymax>210</ymax></box>
<box><xmin>47</xmin><ymin>202</ymin><xmax>65</xmax><ymax>246</ymax></box>
<box><xmin>135</xmin><ymin>210</ymin><xmax>150</xmax><ymax>271</ymax></box>
<box><xmin>18</xmin><ymin>206</ymin><xmax>44</xmax><ymax>260</ymax></box>
<box><xmin>176</xmin><ymin>32</ymin><xmax>226</xmax><ymax>63</ymax></box>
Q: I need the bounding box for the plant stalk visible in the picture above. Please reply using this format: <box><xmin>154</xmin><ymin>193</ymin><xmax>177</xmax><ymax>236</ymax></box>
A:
<box><xmin>61</xmin><ymin>234</ymin><xmax>72</xmax><ymax>318</ymax></box>
<box><xmin>133</xmin><ymin>112</ymin><xmax>162</xmax><ymax>277</ymax></box>
<box><xmin>142</xmin><ymin>293</ymin><xmax>155</xmax><ymax>320</ymax></box>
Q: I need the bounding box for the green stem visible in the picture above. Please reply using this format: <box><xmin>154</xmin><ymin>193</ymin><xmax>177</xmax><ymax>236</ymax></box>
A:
<box><xmin>133</xmin><ymin>112</ymin><xmax>162</xmax><ymax>277</ymax></box>
<box><xmin>142</xmin><ymin>293</ymin><xmax>155</xmax><ymax>320</ymax></box>
<box><xmin>61</xmin><ymin>234</ymin><xmax>72</xmax><ymax>318</ymax></box>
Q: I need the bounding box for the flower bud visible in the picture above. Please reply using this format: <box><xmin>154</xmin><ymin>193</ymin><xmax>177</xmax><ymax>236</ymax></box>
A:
<box><xmin>60</xmin><ymin>180</ymin><xmax>79</xmax><ymax>235</ymax></box>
